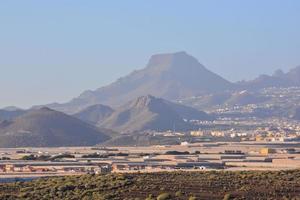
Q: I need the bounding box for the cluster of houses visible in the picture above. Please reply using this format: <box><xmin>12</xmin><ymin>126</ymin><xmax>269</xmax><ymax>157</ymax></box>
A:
<box><xmin>254</xmin><ymin>127</ymin><xmax>299</xmax><ymax>142</ymax></box>
<box><xmin>0</xmin><ymin>162</ymin><xmax>112</xmax><ymax>174</ymax></box>
<box><xmin>188</xmin><ymin>126</ymin><xmax>300</xmax><ymax>142</ymax></box>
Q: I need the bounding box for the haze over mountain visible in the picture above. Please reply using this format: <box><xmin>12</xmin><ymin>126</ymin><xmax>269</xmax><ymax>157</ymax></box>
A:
<box><xmin>30</xmin><ymin>51</ymin><xmax>300</xmax><ymax>115</ymax></box>
<box><xmin>237</xmin><ymin>66</ymin><xmax>300</xmax><ymax>90</ymax></box>
<box><xmin>44</xmin><ymin>52</ymin><xmax>233</xmax><ymax>113</ymax></box>
<box><xmin>0</xmin><ymin>107</ymin><xmax>110</xmax><ymax>147</ymax></box>
<box><xmin>2</xmin><ymin>106</ymin><xmax>23</xmax><ymax>111</ymax></box>
<box><xmin>0</xmin><ymin>109</ymin><xmax>26</xmax><ymax>121</ymax></box>
<box><xmin>73</xmin><ymin>104</ymin><xmax>114</xmax><ymax>125</ymax></box>
<box><xmin>99</xmin><ymin>95</ymin><xmax>213</xmax><ymax>133</ymax></box>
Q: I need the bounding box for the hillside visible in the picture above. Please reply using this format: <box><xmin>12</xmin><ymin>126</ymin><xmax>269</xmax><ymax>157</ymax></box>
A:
<box><xmin>0</xmin><ymin>107</ymin><xmax>110</xmax><ymax>147</ymax></box>
<box><xmin>99</xmin><ymin>95</ymin><xmax>213</xmax><ymax>133</ymax></box>
<box><xmin>178</xmin><ymin>90</ymin><xmax>270</xmax><ymax>111</ymax></box>
<box><xmin>73</xmin><ymin>104</ymin><xmax>114</xmax><ymax>125</ymax></box>
<box><xmin>45</xmin><ymin>52</ymin><xmax>233</xmax><ymax>113</ymax></box>
<box><xmin>225</xmin><ymin>91</ymin><xmax>269</xmax><ymax>106</ymax></box>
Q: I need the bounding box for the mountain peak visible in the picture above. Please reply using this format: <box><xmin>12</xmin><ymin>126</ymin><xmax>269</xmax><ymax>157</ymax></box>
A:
<box><xmin>146</xmin><ymin>51</ymin><xmax>197</xmax><ymax>70</ymax></box>
<box><xmin>43</xmin><ymin>52</ymin><xmax>233</xmax><ymax>112</ymax></box>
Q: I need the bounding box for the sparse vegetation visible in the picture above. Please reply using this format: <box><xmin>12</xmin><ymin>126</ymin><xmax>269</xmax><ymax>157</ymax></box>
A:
<box><xmin>156</xmin><ymin>193</ymin><xmax>171</xmax><ymax>200</ymax></box>
<box><xmin>82</xmin><ymin>152</ymin><xmax>129</xmax><ymax>158</ymax></box>
<box><xmin>0</xmin><ymin>170</ymin><xmax>299</xmax><ymax>199</ymax></box>
<box><xmin>0</xmin><ymin>157</ymin><xmax>10</xmax><ymax>160</ymax></box>
<box><xmin>20</xmin><ymin>154</ymin><xmax>74</xmax><ymax>161</ymax></box>
<box><xmin>21</xmin><ymin>154</ymin><xmax>51</xmax><ymax>161</ymax></box>
<box><xmin>164</xmin><ymin>151</ymin><xmax>190</xmax><ymax>155</ymax></box>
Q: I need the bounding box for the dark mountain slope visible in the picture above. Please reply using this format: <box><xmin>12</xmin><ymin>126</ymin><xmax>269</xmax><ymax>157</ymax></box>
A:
<box><xmin>0</xmin><ymin>107</ymin><xmax>110</xmax><ymax>147</ymax></box>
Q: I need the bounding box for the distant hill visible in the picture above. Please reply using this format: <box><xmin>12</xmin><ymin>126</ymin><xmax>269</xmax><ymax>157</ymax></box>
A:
<box><xmin>44</xmin><ymin>51</ymin><xmax>233</xmax><ymax>113</ymax></box>
<box><xmin>237</xmin><ymin>66</ymin><xmax>300</xmax><ymax>90</ymax></box>
<box><xmin>0</xmin><ymin>107</ymin><xmax>110</xmax><ymax>147</ymax></box>
<box><xmin>0</xmin><ymin>109</ymin><xmax>26</xmax><ymax>121</ymax></box>
<box><xmin>1</xmin><ymin>106</ymin><xmax>23</xmax><ymax>111</ymax></box>
<box><xmin>179</xmin><ymin>90</ymin><xmax>269</xmax><ymax>110</ymax></box>
<box><xmin>99</xmin><ymin>95</ymin><xmax>213</xmax><ymax>133</ymax></box>
<box><xmin>225</xmin><ymin>90</ymin><xmax>269</xmax><ymax>106</ymax></box>
<box><xmin>73</xmin><ymin>104</ymin><xmax>114</xmax><ymax>125</ymax></box>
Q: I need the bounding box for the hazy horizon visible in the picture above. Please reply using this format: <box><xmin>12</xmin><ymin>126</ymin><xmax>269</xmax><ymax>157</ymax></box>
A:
<box><xmin>1</xmin><ymin>0</ymin><xmax>300</xmax><ymax>108</ymax></box>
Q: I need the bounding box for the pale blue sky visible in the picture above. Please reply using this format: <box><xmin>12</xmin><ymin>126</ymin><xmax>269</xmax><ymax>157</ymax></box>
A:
<box><xmin>1</xmin><ymin>0</ymin><xmax>300</xmax><ymax>108</ymax></box>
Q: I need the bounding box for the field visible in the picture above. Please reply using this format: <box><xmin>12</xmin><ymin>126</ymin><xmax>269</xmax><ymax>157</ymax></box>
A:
<box><xmin>0</xmin><ymin>170</ymin><xmax>300</xmax><ymax>200</ymax></box>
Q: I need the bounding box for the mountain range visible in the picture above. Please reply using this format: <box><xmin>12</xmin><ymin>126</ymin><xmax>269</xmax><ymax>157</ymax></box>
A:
<box><xmin>44</xmin><ymin>51</ymin><xmax>233</xmax><ymax>113</ymax></box>
<box><xmin>40</xmin><ymin>51</ymin><xmax>300</xmax><ymax>114</ymax></box>
<box><xmin>0</xmin><ymin>95</ymin><xmax>213</xmax><ymax>147</ymax></box>
<box><xmin>2</xmin><ymin>51</ymin><xmax>300</xmax><ymax>148</ymax></box>
<box><xmin>2</xmin><ymin>51</ymin><xmax>300</xmax><ymax>147</ymax></box>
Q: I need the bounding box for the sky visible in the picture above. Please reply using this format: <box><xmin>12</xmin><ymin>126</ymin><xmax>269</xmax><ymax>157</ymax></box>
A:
<box><xmin>1</xmin><ymin>0</ymin><xmax>300</xmax><ymax>108</ymax></box>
